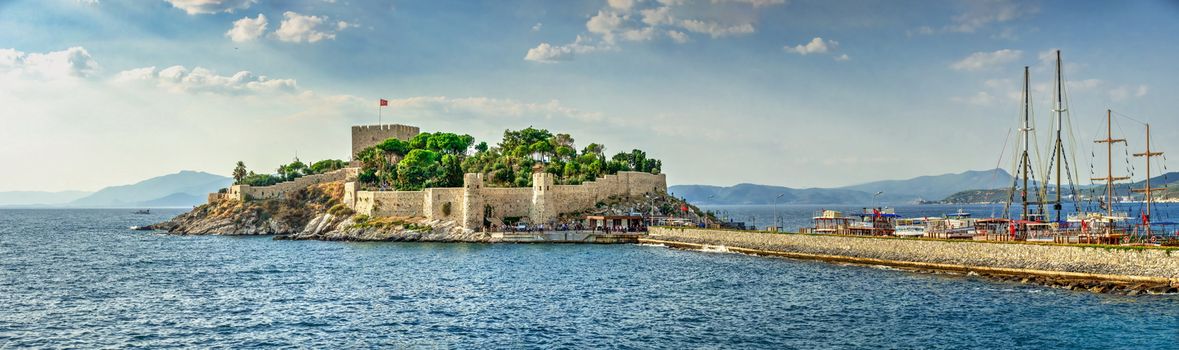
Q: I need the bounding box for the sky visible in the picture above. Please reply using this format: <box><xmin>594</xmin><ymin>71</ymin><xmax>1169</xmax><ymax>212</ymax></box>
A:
<box><xmin>1</xmin><ymin>0</ymin><xmax>1177</xmax><ymax>192</ymax></box>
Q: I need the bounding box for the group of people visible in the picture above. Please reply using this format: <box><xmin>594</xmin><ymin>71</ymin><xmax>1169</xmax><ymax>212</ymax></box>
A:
<box><xmin>487</xmin><ymin>221</ymin><xmax>648</xmax><ymax>233</ymax></box>
<box><xmin>593</xmin><ymin>224</ymin><xmax>647</xmax><ymax>234</ymax></box>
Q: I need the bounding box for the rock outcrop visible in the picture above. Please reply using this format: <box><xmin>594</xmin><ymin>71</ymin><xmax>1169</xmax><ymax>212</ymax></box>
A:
<box><xmin>152</xmin><ymin>181</ymin><xmax>492</xmax><ymax>242</ymax></box>
<box><xmin>278</xmin><ymin>214</ymin><xmax>492</xmax><ymax>242</ymax></box>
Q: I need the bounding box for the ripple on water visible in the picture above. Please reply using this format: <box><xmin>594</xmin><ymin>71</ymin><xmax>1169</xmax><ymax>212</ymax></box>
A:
<box><xmin>2</xmin><ymin>209</ymin><xmax>1179</xmax><ymax>348</ymax></box>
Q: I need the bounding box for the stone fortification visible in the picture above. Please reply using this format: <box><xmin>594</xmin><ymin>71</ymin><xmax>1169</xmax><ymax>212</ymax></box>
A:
<box><xmin>205</xmin><ymin>122</ymin><xmax>668</xmax><ymax>231</ymax></box>
<box><xmin>351</xmin><ymin>124</ymin><xmax>419</xmax><ymax>160</ymax></box>
<box><xmin>648</xmin><ymin>227</ymin><xmax>1179</xmax><ymax>282</ymax></box>
<box><xmin>222</xmin><ymin>168</ymin><xmax>359</xmax><ymax>201</ymax></box>
<box><xmin>348</xmin><ymin>171</ymin><xmax>667</xmax><ymax>230</ymax></box>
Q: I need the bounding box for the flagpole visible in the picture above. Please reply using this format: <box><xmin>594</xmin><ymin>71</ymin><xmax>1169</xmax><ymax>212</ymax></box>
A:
<box><xmin>378</xmin><ymin>104</ymin><xmax>382</xmax><ymax>125</ymax></box>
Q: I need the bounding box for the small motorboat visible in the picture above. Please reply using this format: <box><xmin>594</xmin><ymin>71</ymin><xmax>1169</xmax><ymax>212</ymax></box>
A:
<box><xmin>129</xmin><ymin>225</ymin><xmax>154</xmax><ymax>231</ymax></box>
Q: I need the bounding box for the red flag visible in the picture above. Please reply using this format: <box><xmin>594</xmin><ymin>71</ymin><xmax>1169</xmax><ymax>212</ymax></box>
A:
<box><xmin>681</xmin><ymin>204</ymin><xmax>688</xmax><ymax>212</ymax></box>
<box><xmin>379</xmin><ymin>99</ymin><xmax>388</xmax><ymax>107</ymax></box>
<box><xmin>1142</xmin><ymin>212</ymin><xmax>1149</xmax><ymax>225</ymax></box>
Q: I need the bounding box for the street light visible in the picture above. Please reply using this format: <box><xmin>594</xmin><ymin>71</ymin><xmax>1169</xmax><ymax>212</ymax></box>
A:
<box><xmin>872</xmin><ymin>191</ymin><xmax>884</xmax><ymax>209</ymax></box>
<box><xmin>774</xmin><ymin>193</ymin><xmax>785</xmax><ymax>231</ymax></box>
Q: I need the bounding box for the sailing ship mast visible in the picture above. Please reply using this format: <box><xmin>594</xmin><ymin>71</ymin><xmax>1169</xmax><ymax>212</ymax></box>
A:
<box><xmin>1011</xmin><ymin>66</ymin><xmax>1040</xmax><ymax>221</ymax></box>
<box><xmin>1045</xmin><ymin>50</ymin><xmax>1079</xmax><ymax>222</ymax></box>
<box><xmin>1092</xmin><ymin>110</ymin><xmax>1128</xmax><ymax>232</ymax></box>
<box><xmin>1132</xmin><ymin>124</ymin><xmax>1163</xmax><ymax>237</ymax></box>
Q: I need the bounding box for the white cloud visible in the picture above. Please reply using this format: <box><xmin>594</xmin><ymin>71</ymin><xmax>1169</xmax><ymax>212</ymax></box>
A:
<box><xmin>336</xmin><ymin>21</ymin><xmax>354</xmax><ymax>31</ymax></box>
<box><xmin>383</xmin><ymin>96</ymin><xmax>605</xmax><ymax>124</ymax></box>
<box><xmin>273</xmin><ymin>12</ymin><xmax>337</xmax><ymax>43</ymax></box>
<box><xmin>948</xmin><ymin>0</ymin><xmax>1038</xmax><ymax>33</ymax></box>
<box><xmin>911</xmin><ymin>0</ymin><xmax>1037</xmax><ymax>35</ymax></box>
<box><xmin>711</xmin><ymin>0</ymin><xmax>787</xmax><ymax>6</ymax></box>
<box><xmin>524</xmin><ymin>0</ymin><xmax>779</xmax><ymax>62</ymax></box>
<box><xmin>1108</xmin><ymin>84</ymin><xmax>1149</xmax><ymax>102</ymax></box>
<box><xmin>678</xmin><ymin>19</ymin><xmax>754</xmax><ymax>38</ymax></box>
<box><xmin>952</xmin><ymin>91</ymin><xmax>996</xmax><ymax>106</ymax></box>
<box><xmin>586</xmin><ymin>10</ymin><xmax>624</xmax><ymax>43</ymax></box>
<box><xmin>164</xmin><ymin>0</ymin><xmax>257</xmax><ymax>15</ymax></box>
<box><xmin>834</xmin><ymin>54</ymin><xmax>850</xmax><ymax>61</ymax></box>
<box><xmin>113</xmin><ymin>65</ymin><xmax>297</xmax><ymax>95</ymax></box>
<box><xmin>783</xmin><ymin>37</ymin><xmax>837</xmax><ymax>55</ymax></box>
<box><xmin>1069</xmin><ymin>79</ymin><xmax>1101</xmax><ymax>91</ymax></box>
<box><xmin>641</xmin><ymin>6</ymin><xmax>674</xmax><ymax>26</ymax></box>
<box><xmin>76</xmin><ymin>0</ymin><xmax>100</xmax><ymax>5</ymax></box>
<box><xmin>0</xmin><ymin>47</ymin><xmax>99</xmax><ymax>81</ymax></box>
<box><xmin>531</xmin><ymin>22</ymin><xmax>543</xmax><ymax>32</ymax></box>
<box><xmin>607</xmin><ymin>0</ymin><xmax>635</xmax><ymax>11</ymax></box>
<box><xmin>524</xmin><ymin>36</ymin><xmax>610</xmax><ymax>63</ymax></box>
<box><xmin>225</xmin><ymin>14</ymin><xmax>267</xmax><ymax>42</ymax></box>
<box><xmin>666</xmin><ymin>30</ymin><xmax>689</xmax><ymax>44</ymax></box>
<box><xmin>621</xmin><ymin>27</ymin><xmax>657</xmax><ymax>42</ymax></box>
<box><xmin>950</xmin><ymin>49</ymin><xmax>1022</xmax><ymax>71</ymax></box>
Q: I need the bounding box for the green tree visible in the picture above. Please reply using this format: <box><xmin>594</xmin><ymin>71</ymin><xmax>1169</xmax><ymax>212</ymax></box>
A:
<box><xmin>309</xmin><ymin>159</ymin><xmax>347</xmax><ymax>174</ymax></box>
<box><xmin>396</xmin><ymin>149</ymin><xmax>442</xmax><ymax>190</ymax></box>
<box><xmin>377</xmin><ymin>138</ymin><xmax>410</xmax><ymax>156</ymax></box>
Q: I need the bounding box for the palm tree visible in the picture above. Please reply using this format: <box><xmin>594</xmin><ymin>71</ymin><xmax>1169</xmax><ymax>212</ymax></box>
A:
<box><xmin>232</xmin><ymin>161</ymin><xmax>247</xmax><ymax>184</ymax></box>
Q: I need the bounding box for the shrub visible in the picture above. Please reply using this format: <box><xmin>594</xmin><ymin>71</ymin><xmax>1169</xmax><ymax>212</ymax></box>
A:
<box><xmin>328</xmin><ymin>203</ymin><xmax>354</xmax><ymax>216</ymax></box>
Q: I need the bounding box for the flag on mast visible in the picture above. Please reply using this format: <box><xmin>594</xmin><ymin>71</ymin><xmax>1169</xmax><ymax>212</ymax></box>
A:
<box><xmin>378</xmin><ymin>98</ymin><xmax>388</xmax><ymax>124</ymax></box>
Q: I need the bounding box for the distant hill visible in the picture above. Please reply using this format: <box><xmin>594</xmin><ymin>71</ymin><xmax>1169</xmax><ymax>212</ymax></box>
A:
<box><xmin>1087</xmin><ymin>171</ymin><xmax>1179</xmax><ymax>196</ymax></box>
<box><xmin>840</xmin><ymin>169</ymin><xmax>1013</xmax><ymax>201</ymax></box>
<box><xmin>669</xmin><ymin>183</ymin><xmax>916</xmax><ymax>205</ymax></box>
<box><xmin>670</xmin><ymin>183</ymin><xmax>856</xmax><ymax>205</ymax></box>
<box><xmin>672</xmin><ymin>168</ymin><xmax>1011</xmax><ymax>205</ymax></box>
<box><xmin>939</xmin><ymin>171</ymin><xmax>1179</xmax><ymax>204</ymax></box>
<box><xmin>0</xmin><ymin>191</ymin><xmax>92</xmax><ymax>207</ymax></box>
<box><xmin>68</xmin><ymin>171</ymin><xmax>231</xmax><ymax>208</ymax></box>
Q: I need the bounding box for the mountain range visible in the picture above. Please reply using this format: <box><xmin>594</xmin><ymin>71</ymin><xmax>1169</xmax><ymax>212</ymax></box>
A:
<box><xmin>0</xmin><ymin>171</ymin><xmax>231</xmax><ymax>208</ymax></box>
<box><xmin>670</xmin><ymin>169</ymin><xmax>1014</xmax><ymax>205</ymax></box>
<box><xmin>938</xmin><ymin>171</ymin><xmax>1179</xmax><ymax>204</ymax></box>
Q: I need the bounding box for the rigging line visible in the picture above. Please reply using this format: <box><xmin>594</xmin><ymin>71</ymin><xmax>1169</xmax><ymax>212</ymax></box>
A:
<box><xmin>1111</xmin><ymin>110</ymin><xmax>1147</xmax><ymax>126</ymax></box>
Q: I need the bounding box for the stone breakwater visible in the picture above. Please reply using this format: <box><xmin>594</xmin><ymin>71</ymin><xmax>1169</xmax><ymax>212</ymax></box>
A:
<box><xmin>647</xmin><ymin>227</ymin><xmax>1179</xmax><ymax>294</ymax></box>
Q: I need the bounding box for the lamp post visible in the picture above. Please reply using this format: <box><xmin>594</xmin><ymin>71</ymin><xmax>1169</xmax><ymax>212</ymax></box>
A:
<box><xmin>872</xmin><ymin>191</ymin><xmax>884</xmax><ymax>210</ymax></box>
<box><xmin>774</xmin><ymin>193</ymin><xmax>784</xmax><ymax>231</ymax></box>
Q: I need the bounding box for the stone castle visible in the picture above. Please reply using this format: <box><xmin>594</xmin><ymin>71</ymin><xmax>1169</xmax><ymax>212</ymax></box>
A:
<box><xmin>211</xmin><ymin>123</ymin><xmax>668</xmax><ymax>230</ymax></box>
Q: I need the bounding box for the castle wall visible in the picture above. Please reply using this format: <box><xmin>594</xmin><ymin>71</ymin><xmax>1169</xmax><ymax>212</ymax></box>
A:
<box><xmin>480</xmin><ymin>188</ymin><xmax>533</xmax><ymax>218</ymax></box>
<box><xmin>344</xmin><ymin>170</ymin><xmax>667</xmax><ymax>230</ymax></box>
<box><xmin>351</xmin><ymin>124</ymin><xmax>420</xmax><ymax>160</ymax></box>
<box><xmin>355</xmin><ymin>190</ymin><xmax>424</xmax><ymax>217</ymax></box>
<box><xmin>226</xmin><ymin>168</ymin><xmax>359</xmax><ymax>201</ymax></box>
<box><xmin>423</xmin><ymin>188</ymin><xmax>465</xmax><ymax>221</ymax></box>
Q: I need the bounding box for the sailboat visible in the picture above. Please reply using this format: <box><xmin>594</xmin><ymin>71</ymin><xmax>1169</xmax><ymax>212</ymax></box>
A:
<box><xmin>995</xmin><ymin>65</ymin><xmax>1045</xmax><ymax>241</ymax></box>
<box><xmin>1079</xmin><ymin>109</ymin><xmax>1132</xmax><ymax>244</ymax></box>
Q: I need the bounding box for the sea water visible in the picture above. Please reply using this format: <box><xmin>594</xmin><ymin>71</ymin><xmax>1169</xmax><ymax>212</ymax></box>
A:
<box><xmin>1</xmin><ymin>209</ymin><xmax>1177</xmax><ymax>348</ymax></box>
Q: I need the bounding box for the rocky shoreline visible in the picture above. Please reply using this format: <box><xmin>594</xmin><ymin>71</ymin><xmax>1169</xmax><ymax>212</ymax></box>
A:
<box><xmin>149</xmin><ymin>181</ymin><xmax>491</xmax><ymax>242</ymax></box>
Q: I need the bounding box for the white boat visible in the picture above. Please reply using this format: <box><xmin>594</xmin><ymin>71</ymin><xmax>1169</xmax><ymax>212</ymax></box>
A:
<box><xmin>894</xmin><ymin>217</ymin><xmax>928</xmax><ymax>237</ymax></box>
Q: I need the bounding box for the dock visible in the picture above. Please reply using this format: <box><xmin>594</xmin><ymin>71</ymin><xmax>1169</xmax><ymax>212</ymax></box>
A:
<box><xmin>491</xmin><ymin>231</ymin><xmax>644</xmax><ymax>243</ymax></box>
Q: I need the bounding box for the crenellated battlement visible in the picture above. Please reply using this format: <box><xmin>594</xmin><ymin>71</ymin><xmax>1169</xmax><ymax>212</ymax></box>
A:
<box><xmin>351</xmin><ymin>123</ymin><xmax>420</xmax><ymax>160</ymax></box>
<box><xmin>348</xmin><ymin>171</ymin><xmax>667</xmax><ymax>230</ymax></box>
<box><xmin>207</xmin><ymin>122</ymin><xmax>669</xmax><ymax>232</ymax></box>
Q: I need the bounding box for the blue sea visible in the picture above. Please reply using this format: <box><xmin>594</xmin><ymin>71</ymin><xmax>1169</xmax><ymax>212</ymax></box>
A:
<box><xmin>1</xmin><ymin>208</ymin><xmax>1177</xmax><ymax>348</ymax></box>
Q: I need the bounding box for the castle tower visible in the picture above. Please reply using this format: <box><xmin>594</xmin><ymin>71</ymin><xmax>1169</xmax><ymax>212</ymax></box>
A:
<box><xmin>461</xmin><ymin>173</ymin><xmax>485</xmax><ymax>230</ymax></box>
<box><xmin>529</xmin><ymin>171</ymin><xmax>556</xmax><ymax>226</ymax></box>
<box><xmin>350</xmin><ymin>124</ymin><xmax>420</xmax><ymax>161</ymax></box>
